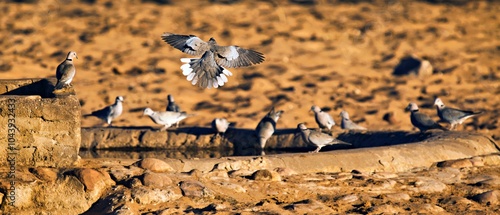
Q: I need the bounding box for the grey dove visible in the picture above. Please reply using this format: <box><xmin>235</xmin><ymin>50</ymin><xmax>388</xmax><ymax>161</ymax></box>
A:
<box><xmin>211</xmin><ymin>118</ymin><xmax>230</xmax><ymax>136</ymax></box>
<box><xmin>143</xmin><ymin>108</ymin><xmax>190</xmax><ymax>131</ymax></box>
<box><xmin>255</xmin><ymin>107</ymin><xmax>284</xmax><ymax>154</ymax></box>
<box><xmin>166</xmin><ymin>94</ymin><xmax>181</xmax><ymax>112</ymax></box>
<box><xmin>434</xmin><ymin>97</ymin><xmax>482</xmax><ymax>130</ymax></box>
<box><xmin>406</xmin><ymin>103</ymin><xmax>447</xmax><ymax>132</ymax></box>
<box><xmin>84</xmin><ymin>96</ymin><xmax>124</xmax><ymax>126</ymax></box>
<box><xmin>297</xmin><ymin>123</ymin><xmax>351</xmax><ymax>153</ymax></box>
<box><xmin>340</xmin><ymin>110</ymin><xmax>367</xmax><ymax>130</ymax></box>
<box><xmin>55</xmin><ymin>51</ymin><xmax>78</xmax><ymax>89</ymax></box>
<box><xmin>161</xmin><ymin>33</ymin><xmax>265</xmax><ymax>89</ymax></box>
<box><xmin>310</xmin><ymin>105</ymin><xmax>335</xmax><ymax>130</ymax></box>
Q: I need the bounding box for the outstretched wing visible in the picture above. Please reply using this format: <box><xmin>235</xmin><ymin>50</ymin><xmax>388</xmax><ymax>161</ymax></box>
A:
<box><xmin>214</xmin><ymin>45</ymin><xmax>265</xmax><ymax>68</ymax></box>
<box><xmin>161</xmin><ymin>33</ymin><xmax>210</xmax><ymax>56</ymax></box>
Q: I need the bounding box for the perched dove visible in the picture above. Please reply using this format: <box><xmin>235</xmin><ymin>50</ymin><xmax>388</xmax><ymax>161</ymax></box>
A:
<box><xmin>84</xmin><ymin>96</ymin><xmax>124</xmax><ymax>126</ymax></box>
<box><xmin>143</xmin><ymin>108</ymin><xmax>190</xmax><ymax>131</ymax></box>
<box><xmin>211</xmin><ymin>118</ymin><xmax>230</xmax><ymax>136</ymax></box>
<box><xmin>255</xmin><ymin>107</ymin><xmax>284</xmax><ymax>153</ymax></box>
<box><xmin>434</xmin><ymin>98</ymin><xmax>482</xmax><ymax>130</ymax></box>
<box><xmin>55</xmin><ymin>51</ymin><xmax>78</xmax><ymax>89</ymax></box>
<box><xmin>297</xmin><ymin>123</ymin><xmax>351</xmax><ymax>153</ymax></box>
<box><xmin>161</xmin><ymin>33</ymin><xmax>265</xmax><ymax>89</ymax></box>
<box><xmin>340</xmin><ymin>110</ymin><xmax>367</xmax><ymax>130</ymax></box>
<box><xmin>406</xmin><ymin>103</ymin><xmax>447</xmax><ymax>132</ymax></box>
<box><xmin>166</xmin><ymin>94</ymin><xmax>181</xmax><ymax>112</ymax></box>
<box><xmin>310</xmin><ymin>105</ymin><xmax>335</xmax><ymax>130</ymax></box>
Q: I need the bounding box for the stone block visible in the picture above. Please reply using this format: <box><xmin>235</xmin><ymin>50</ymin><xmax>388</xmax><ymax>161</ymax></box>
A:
<box><xmin>0</xmin><ymin>78</ymin><xmax>81</xmax><ymax>167</ymax></box>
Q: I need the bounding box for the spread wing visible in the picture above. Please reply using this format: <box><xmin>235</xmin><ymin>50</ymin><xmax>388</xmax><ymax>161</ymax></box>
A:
<box><xmin>214</xmin><ymin>45</ymin><xmax>265</xmax><ymax>68</ymax></box>
<box><xmin>161</xmin><ymin>33</ymin><xmax>210</xmax><ymax>56</ymax></box>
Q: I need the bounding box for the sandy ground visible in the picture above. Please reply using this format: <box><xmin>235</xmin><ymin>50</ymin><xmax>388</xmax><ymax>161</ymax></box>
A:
<box><xmin>1</xmin><ymin>0</ymin><xmax>500</xmax><ymax>213</ymax></box>
<box><xmin>0</xmin><ymin>0</ymin><xmax>498</xmax><ymax>138</ymax></box>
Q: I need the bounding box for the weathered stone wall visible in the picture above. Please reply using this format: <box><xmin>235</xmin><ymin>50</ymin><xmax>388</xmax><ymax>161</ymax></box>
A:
<box><xmin>0</xmin><ymin>79</ymin><xmax>81</xmax><ymax>167</ymax></box>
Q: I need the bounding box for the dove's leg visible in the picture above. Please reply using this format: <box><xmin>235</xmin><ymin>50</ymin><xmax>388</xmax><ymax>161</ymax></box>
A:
<box><xmin>160</xmin><ymin>125</ymin><xmax>168</xmax><ymax>131</ymax></box>
<box><xmin>312</xmin><ymin>146</ymin><xmax>322</xmax><ymax>153</ymax></box>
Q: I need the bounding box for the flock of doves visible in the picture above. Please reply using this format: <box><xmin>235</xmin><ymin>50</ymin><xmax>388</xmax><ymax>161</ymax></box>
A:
<box><xmin>53</xmin><ymin>33</ymin><xmax>483</xmax><ymax>153</ymax></box>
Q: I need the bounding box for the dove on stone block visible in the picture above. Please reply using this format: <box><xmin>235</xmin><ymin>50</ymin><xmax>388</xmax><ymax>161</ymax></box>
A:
<box><xmin>406</xmin><ymin>103</ymin><xmax>447</xmax><ymax>132</ymax></box>
<box><xmin>55</xmin><ymin>51</ymin><xmax>78</xmax><ymax>90</ymax></box>
<box><xmin>310</xmin><ymin>105</ymin><xmax>335</xmax><ymax>130</ymax></box>
<box><xmin>255</xmin><ymin>107</ymin><xmax>284</xmax><ymax>155</ymax></box>
<box><xmin>143</xmin><ymin>108</ymin><xmax>190</xmax><ymax>131</ymax></box>
<box><xmin>297</xmin><ymin>123</ymin><xmax>351</xmax><ymax>153</ymax></box>
<box><xmin>339</xmin><ymin>110</ymin><xmax>367</xmax><ymax>130</ymax></box>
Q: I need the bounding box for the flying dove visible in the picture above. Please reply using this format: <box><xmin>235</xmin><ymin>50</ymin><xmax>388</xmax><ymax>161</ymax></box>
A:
<box><xmin>310</xmin><ymin>105</ymin><xmax>335</xmax><ymax>130</ymax></box>
<box><xmin>406</xmin><ymin>103</ymin><xmax>447</xmax><ymax>132</ymax></box>
<box><xmin>55</xmin><ymin>51</ymin><xmax>78</xmax><ymax>89</ymax></box>
<box><xmin>340</xmin><ymin>110</ymin><xmax>367</xmax><ymax>130</ymax></box>
<box><xmin>434</xmin><ymin>98</ymin><xmax>482</xmax><ymax>130</ymax></box>
<box><xmin>211</xmin><ymin>117</ymin><xmax>231</xmax><ymax>138</ymax></box>
<box><xmin>161</xmin><ymin>32</ymin><xmax>265</xmax><ymax>89</ymax></box>
<box><xmin>166</xmin><ymin>94</ymin><xmax>181</xmax><ymax>112</ymax></box>
<box><xmin>84</xmin><ymin>96</ymin><xmax>124</xmax><ymax>126</ymax></box>
<box><xmin>255</xmin><ymin>107</ymin><xmax>284</xmax><ymax>154</ymax></box>
<box><xmin>143</xmin><ymin>108</ymin><xmax>190</xmax><ymax>131</ymax></box>
<box><xmin>297</xmin><ymin>123</ymin><xmax>351</xmax><ymax>153</ymax></box>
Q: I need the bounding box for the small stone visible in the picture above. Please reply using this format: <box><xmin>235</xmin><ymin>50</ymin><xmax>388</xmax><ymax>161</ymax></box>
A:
<box><xmin>250</xmin><ymin>169</ymin><xmax>281</xmax><ymax>181</ymax></box>
<box><xmin>431</xmin><ymin>167</ymin><xmax>462</xmax><ymax>184</ymax></box>
<box><xmin>385</xmin><ymin>192</ymin><xmax>411</xmax><ymax>202</ymax></box>
<box><xmin>417</xmin><ymin>204</ymin><xmax>448</xmax><ymax>214</ymax></box>
<box><xmin>131</xmin><ymin>186</ymin><xmax>182</xmax><ymax>205</ymax></box>
<box><xmin>437</xmin><ymin>159</ymin><xmax>473</xmax><ymax>168</ymax></box>
<box><xmin>471</xmin><ymin>190</ymin><xmax>500</xmax><ymax>205</ymax></box>
<box><xmin>273</xmin><ymin>167</ymin><xmax>297</xmax><ymax>177</ymax></box>
<box><xmin>372</xmin><ymin>172</ymin><xmax>398</xmax><ymax>179</ymax></box>
<box><xmin>74</xmin><ymin>168</ymin><xmax>114</xmax><ymax>191</ymax></box>
<box><xmin>338</xmin><ymin>194</ymin><xmax>359</xmax><ymax>203</ymax></box>
<box><xmin>205</xmin><ymin>169</ymin><xmax>229</xmax><ymax>179</ymax></box>
<box><xmin>179</xmin><ymin>180</ymin><xmax>214</xmax><ymax>198</ymax></box>
<box><xmin>30</xmin><ymin>167</ymin><xmax>58</xmax><ymax>182</ymax></box>
<box><xmin>135</xmin><ymin>158</ymin><xmax>174</xmax><ymax>173</ymax></box>
<box><xmin>470</xmin><ymin>157</ymin><xmax>484</xmax><ymax>167</ymax></box>
<box><xmin>218</xmin><ymin>182</ymin><xmax>247</xmax><ymax>193</ymax></box>
<box><xmin>109</xmin><ymin>165</ymin><xmax>144</xmax><ymax>181</ymax></box>
<box><xmin>409</xmin><ymin>177</ymin><xmax>447</xmax><ymax>193</ymax></box>
<box><xmin>141</xmin><ymin>172</ymin><xmax>172</xmax><ymax>188</ymax></box>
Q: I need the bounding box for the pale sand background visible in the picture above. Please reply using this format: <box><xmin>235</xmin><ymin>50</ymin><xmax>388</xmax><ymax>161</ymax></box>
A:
<box><xmin>0</xmin><ymin>0</ymin><xmax>498</xmax><ymax>139</ymax></box>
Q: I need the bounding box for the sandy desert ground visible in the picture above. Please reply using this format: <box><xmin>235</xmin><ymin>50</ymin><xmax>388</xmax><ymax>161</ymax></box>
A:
<box><xmin>0</xmin><ymin>0</ymin><xmax>498</xmax><ymax>138</ymax></box>
<box><xmin>1</xmin><ymin>0</ymin><xmax>500</xmax><ymax>214</ymax></box>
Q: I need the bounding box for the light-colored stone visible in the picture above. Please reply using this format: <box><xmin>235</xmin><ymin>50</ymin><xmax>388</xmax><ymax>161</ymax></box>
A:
<box><xmin>205</xmin><ymin>169</ymin><xmax>229</xmax><ymax>179</ymax></box>
<box><xmin>372</xmin><ymin>172</ymin><xmax>399</xmax><ymax>179</ymax></box>
<box><xmin>274</xmin><ymin>167</ymin><xmax>297</xmax><ymax>177</ymax></box>
<box><xmin>74</xmin><ymin>168</ymin><xmax>115</xmax><ymax>192</ymax></box>
<box><xmin>131</xmin><ymin>186</ymin><xmax>181</xmax><ymax>205</ymax></box>
<box><xmin>141</xmin><ymin>172</ymin><xmax>172</xmax><ymax>188</ymax></box>
<box><xmin>385</xmin><ymin>192</ymin><xmax>411</xmax><ymax>202</ymax></box>
<box><xmin>30</xmin><ymin>167</ymin><xmax>58</xmax><ymax>182</ymax></box>
<box><xmin>431</xmin><ymin>167</ymin><xmax>462</xmax><ymax>184</ymax></box>
<box><xmin>108</xmin><ymin>165</ymin><xmax>144</xmax><ymax>181</ymax></box>
<box><xmin>417</xmin><ymin>204</ymin><xmax>448</xmax><ymax>214</ymax></box>
<box><xmin>438</xmin><ymin>158</ymin><xmax>473</xmax><ymax>168</ymax></box>
<box><xmin>338</xmin><ymin>194</ymin><xmax>359</xmax><ymax>203</ymax></box>
<box><xmin>251</xmin><ymin>169</ymin><xmax>281</xmax><ymax>181</ymax></box>
<box><xmin>135</xmin><ymin>158</ymin><xmax>174</xmax><ymax>173</ymax></box>
<box><xmin>471</xmin><ymin>190</ymin><xmax>500</xmax><ymax>205</ymax></box>
<box><xmin>408</xmin><ymin>177</ymin><xmax>447</xmax><ymax>193</ymax></box>
<box><xmin>179</xmin><ymin>180</ymin><xmax>214</xmax><ymax>198</ymax></box>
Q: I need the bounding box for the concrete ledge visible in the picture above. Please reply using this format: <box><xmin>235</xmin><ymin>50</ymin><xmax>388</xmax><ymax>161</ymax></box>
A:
<box><xmin>80</xmin><ymin>130</ymin><xmax>499</xmax><ymax>174</ymax></box>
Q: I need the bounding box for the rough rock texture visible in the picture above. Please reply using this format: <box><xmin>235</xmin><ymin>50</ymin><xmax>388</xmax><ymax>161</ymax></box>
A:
<box><xmin>0</xmin><ymin>79</ymin><xmax>81</xmax><ymax>167</ymax></box>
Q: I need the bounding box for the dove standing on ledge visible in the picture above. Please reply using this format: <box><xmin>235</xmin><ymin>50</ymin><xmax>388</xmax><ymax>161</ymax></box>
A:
<box><xmin>255</xmin><ymin>107</ymin><xmax>284</xmax><ymax>154</ymax></box>
<box><xmin>84</xmin><ymin>96</ymin><xmax>124</xmax><ymax>126</ymax></box>
<box><xmin>310</xmin><ymin>105</ymin><xmax>335</xmax><ymax>130</ymax></box>
<box><xmin>55</xmin><ymin>51</ymin><xmax>78</xmax><ymax>89</ymax></box>
<box><xmin>406</xmin><ymin>103</ymin><xmax>447</xmax><ymax>132</ymax></box>
<box><xmin>340</xmin><ymin>110</ymin><xmax>367</xmax><ymax>130</ymax></box>
<box><xmin>161</xmin><ymin>33</ymin><xmax>265</xmax><ymax>89</ymax></box>
<box><xmin>143</xmin><ymin>108</ymin><xmax>190</xmax><ymax>131</ymax></box>
<box><xmin>212</xmin><ymin>118</ymin><xmax>230</xmax><ymax>136</ymax></box>
<box><xmin>166</xmin><ymin>94</ymin><xmax>181</xmax><ymax>112</ymax></box>
<box><xmin>297</xmin><ymin>123</ymin><xmax>351</xmax><ymax>153</ymax></box>
<box><xmin>434</xmin><ymin>98</ymin><xmax>482</xmax><ymax>130</ymax></box>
